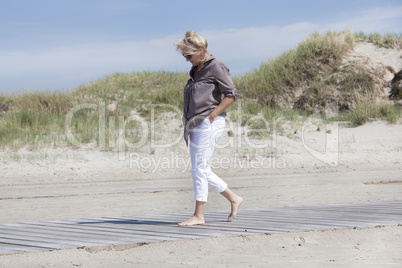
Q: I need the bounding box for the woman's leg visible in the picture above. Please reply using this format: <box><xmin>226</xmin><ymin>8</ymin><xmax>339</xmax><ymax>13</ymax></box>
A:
<box><xmin>179</xmin><ymin>116</ymin><xmax>243</xmax><ymax>226</ymax></box>
<box><xmin>177</xmin><ymin>201</ymin><xmax>206</xmax><ymax>226</ymax></box>
<box><xmin>220</xmin><ymin>187</ymin><xmax>244</xmax><ymax>222</ymax></box>
<box><xmin>178</xmin><ymin>118</ymin><xmax>211</xmax><ymax>226</ymax></box>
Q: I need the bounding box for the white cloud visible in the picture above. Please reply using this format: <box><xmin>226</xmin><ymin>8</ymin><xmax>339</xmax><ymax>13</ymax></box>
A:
<box><xmin>201</xmin><ymin>22</ymin><xmax>316</xmax><ymax>61</ymax></box>
<box><xmin>0</xmin><ymin>35</ymin><xmax>181</xmax><ymax>77</ymax></box>
<box><xmin>1</xmin><ymin>5</ymin><xmax>401</xmax><ymax>92</ymax></box>
<box><xmin>325</xmin><ymin>6</ymin><xmax>402</xmax><ymax>33</ymax></box>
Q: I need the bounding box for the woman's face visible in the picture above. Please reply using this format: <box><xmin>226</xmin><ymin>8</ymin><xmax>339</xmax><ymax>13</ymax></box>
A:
<box><xmin>182</xmin><ymin>48</ymin><xmax>203</xmax><ymax>66</ymax></box>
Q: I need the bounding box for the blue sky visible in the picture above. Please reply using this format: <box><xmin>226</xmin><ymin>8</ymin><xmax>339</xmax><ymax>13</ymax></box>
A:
<box><xmin>1</xmin><ymin>0</ymin><xmax>401</xmax><ymax>93</ymax></box>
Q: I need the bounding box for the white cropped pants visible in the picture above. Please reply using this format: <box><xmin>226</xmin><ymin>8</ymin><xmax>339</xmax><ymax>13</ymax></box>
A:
<box><xmin>189</xmin><ymin>116</ymin><xmax>227</xmax><ymax>202</ymax></box>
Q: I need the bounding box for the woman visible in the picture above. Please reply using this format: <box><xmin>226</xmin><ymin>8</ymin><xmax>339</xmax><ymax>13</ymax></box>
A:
<box><xmin>175</xmin><ymin>31</ymin><xmax>243</xmax><ymax>227</ymax></box>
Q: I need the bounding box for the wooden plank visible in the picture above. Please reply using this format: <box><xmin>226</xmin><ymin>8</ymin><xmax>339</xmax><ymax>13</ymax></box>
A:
<box><xmin>0</xmin><ymin>224</ymin><xmax>186</xmax><ymax>243</ymax></box>
<box><xmin>50</xmin><ymin>219</ymin><xmax>215</xmax><ymax>238</ymax></box>
<box><xmin>123</xmin><ymin>207</ymin><xmax>402</xmax><ymax>228</ymax></box>
<box><xmin>205</xmin><ymin>211</ymin><xmax>402</xmax><ymax>225</ymax></box>
<box><xmin>0</xmin><ymin>243</ymin><xmax>47</xmax><ymax>254</ymax></box>
<box><xmin>0</xmin><ymin>200</ymin><xmax>401</xmax><ymax>255</ymax></box>
<box><xmin>202</xmin><ymin>212</ymin><xmax>384</xmax><ymax>226</ymax></box>
<box><xmin>118</xmin><ymin>215</ymin><xmax>314</xmax><ymax>233</ymax></box>
<box><xmin>7</xmin><ymin>224</ymin><xmax>161</xmax><ymax>246</ymax></box>
<box><xmin>282</xmin><ymin>204</ymin><xmax>402</xmax><ymax>212</ymax></box>
<box><xmin>212</xmin><ymin>208</ymin><xmax>402</xmax><ymax>221</ymax></box>
<box><xmin>79</xmin><ymin>218</ymin><xmax>253</xmax><ymax>238</ymax></box>
<box><xmin>241</xmin><ymin>205</ymin><xmax>402</xmax><ymax>214</ymax></box>
<box><xmin>22</xmin><ymin>219</ymin><xmax>220</xmax><ymax>243</ymax></box>
<box><xmin>14</xmin><ymin>222</ymin><xmax>170</xmax><ymax>243</ymax></box>
<box><xmin>0</xmin><ymin>233</ymin><xmax>101</xmax><ymax>248</ymax></box>
<box><xmin>103</xmin><ymin>216</ymin><xmax>267</xmax><ymax>235</ymax></box>
<box><xmin>241</xmin><ymin>204</ymin><xmax>402</xmax><ymax>213</ymax></box>
<box><xmin>0</xmin><ymin>237</ymin><xmax>69</xmax><ymax>251</ymax></box>
<box><xmin>0</xmin><ymin>249</ymin><xmax>25</xmax><ymax>254</ymax></box>
<box><xmin>0</xmin><ymin>226</ymin><xmax>136</xmax><ymax>246</ymax></box>
<box><xmin>290</xmin><ymin>206</ymin><xmax>402</xmax><ymax>213</ymax></box>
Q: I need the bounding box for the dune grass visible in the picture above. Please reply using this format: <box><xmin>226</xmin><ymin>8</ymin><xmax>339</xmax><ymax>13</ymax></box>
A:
<box><xmin>355</xmin><ymin>32</ymin><xmax>402</xmax><ymax>49</ymax></box>
<box><xmin>333</xmin><ymin>101</ymin><xmax>402</xmax><ymax>126</ymax></box>
<box><xmin>234</xmin><ymin>30</ymin><xmax>355</xmax><ymax>105</ymax></box>
<box><xmin>0</xmin><ymin>29</ymin><xmax>401</xmax><ymax>151</ymax></box>
<box><xmin>0</xmin><ymin>72</ymin><xmax>188</xmax><ymax>150</ymax></box>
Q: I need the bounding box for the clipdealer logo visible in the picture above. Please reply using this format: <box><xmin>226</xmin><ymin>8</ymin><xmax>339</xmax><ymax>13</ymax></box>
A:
<box><xmin>64</xmin><ymin>102</ymin><xmax>339</xmax><ymax>167</ymax></box>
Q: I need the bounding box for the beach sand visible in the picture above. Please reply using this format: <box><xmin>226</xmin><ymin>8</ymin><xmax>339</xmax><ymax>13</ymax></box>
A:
<box><xmin>1</xmin><ymin>120</ymin><xmax>402</xmax><ymax>267</ymax></box>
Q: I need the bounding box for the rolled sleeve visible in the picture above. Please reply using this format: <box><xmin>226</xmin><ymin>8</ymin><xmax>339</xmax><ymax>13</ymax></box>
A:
<box><xmin>215</xmin><ymin>63</ymin><xmax>239</xmax><ymax>100</ymax></box>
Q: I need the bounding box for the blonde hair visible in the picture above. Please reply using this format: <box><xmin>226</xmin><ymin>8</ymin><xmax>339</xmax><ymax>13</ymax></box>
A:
<box><xmin>174</xmin><ymin>30</ymin><xmax>209</xmax><ymax>55</ymax></box>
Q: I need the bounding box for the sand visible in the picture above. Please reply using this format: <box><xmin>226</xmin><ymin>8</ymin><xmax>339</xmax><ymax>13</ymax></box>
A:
<box><xmin>1</xmin><ymin>226</ymin><xmax>401</xmax><ymax>268</ymax></box>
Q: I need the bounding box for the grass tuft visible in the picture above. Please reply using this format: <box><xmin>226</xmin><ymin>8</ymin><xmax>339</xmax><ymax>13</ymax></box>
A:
<box><xmin>355</xmin><ymin>32</ymin><xmax>402</xmax><ymax>49</ymax></box>
<box><xmin>333</xmin><ymin>100</ymin><xmax>402</xmax><ymax>126</ymax></box>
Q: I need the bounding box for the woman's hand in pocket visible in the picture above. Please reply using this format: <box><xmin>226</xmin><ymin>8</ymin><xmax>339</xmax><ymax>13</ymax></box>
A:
<box><xmin>208</xmin><ymin>111</ymin><xmax>217</xmax><ymax>123</ymax></box>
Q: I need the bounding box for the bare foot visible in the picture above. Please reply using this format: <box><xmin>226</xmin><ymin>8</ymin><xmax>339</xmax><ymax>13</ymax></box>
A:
<box><xmin>228</xmin><ymin>196</ymin><xmax>243</xmax><ymax>222</ymax></box>
<box><xmin>178</xmin><ymin>216</ymin><xmax>205</xmax><ymax>227</ymax></box>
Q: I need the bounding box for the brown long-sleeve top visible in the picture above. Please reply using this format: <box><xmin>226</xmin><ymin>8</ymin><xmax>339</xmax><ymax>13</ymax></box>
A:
<box><xmin>183</xmin><ymin>56</ymin><xmax>239</xmax><ymax>145</ymax></box>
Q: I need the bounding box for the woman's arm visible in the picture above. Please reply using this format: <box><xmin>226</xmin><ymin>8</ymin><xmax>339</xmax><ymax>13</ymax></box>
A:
<box><xmin>208</xmin><ymin>96</ymin><xmax>235</xmax><ymax>123</ymax></box>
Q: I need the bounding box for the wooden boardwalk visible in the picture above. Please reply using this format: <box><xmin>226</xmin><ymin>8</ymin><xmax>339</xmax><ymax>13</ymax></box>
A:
<box><xmin>1</xmin><ymin>200</ymin><xmax>401</xmax><ymax>255</ymax></box>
